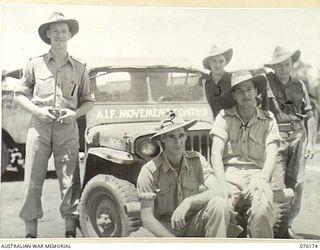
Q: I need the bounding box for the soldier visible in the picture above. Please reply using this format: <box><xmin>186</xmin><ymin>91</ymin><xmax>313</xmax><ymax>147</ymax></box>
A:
<box><xmin>137</xmin><ymin>110</ymin><xmax>230</xmax><ymax>237</ymax></box>
<box><xmin>203</xmin><ymin>45</ymin><xmax>236</xmax><ymax>118</ymax></box>
<box><xmin>210</xmin><ymin>70</ymin><xmax>281</xmax><ymax>238</ymax></box>
<box><xmin>15</xmin><ymin>12</ymin><xmax>95</xmax><ymax>238</ymax></box>
<box><xmin>264</xmin><ymin>46</ymin><xmax>316</xmax><ymax>238</ymax></box>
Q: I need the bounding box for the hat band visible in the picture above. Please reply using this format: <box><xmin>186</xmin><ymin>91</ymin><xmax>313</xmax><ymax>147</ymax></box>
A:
<box><xmin>161</xmin><ymin>119</ymin><xmax>175</xmax><ymax>129</ymax></box>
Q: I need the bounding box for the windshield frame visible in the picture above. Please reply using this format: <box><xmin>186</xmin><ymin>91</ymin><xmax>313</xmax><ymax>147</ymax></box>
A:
<box><xmin>89</xmin><ymin>66</ymin><xmax>206</xmax><ymax>104</ymax></box>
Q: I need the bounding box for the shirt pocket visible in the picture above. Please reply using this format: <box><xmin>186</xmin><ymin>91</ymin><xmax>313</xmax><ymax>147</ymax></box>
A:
<box><xmin>35</xmin><ymin>74</ymin><xmax>54</xmax><ymax>97</ymax></box>
<box><xmin>248</xmin><ymin>132</ymin><xmax>265</xmax><ymax>159</ymax></box>
<box><xmin>62</xmin><ymin>76</ymin><xmax>79</xmax><ymax>97</ymax></box>
<box><xmin>182</xmin><ymin>182</ymin><xmax>200</xmax><ymax>198</ymax></box>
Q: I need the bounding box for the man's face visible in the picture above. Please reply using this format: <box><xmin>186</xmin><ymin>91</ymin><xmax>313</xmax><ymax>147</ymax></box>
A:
<box><xmin>232</xmin><ymin>80</ymin><xmax>257</xmax><ymax>109</ymax></box>
<box><xmin>161</xmin><ymin>127</ymin><xmax>187</xmax><ymax>155</ymax></box>
<box><xmin>46</xmin><ymin>23</ymin><xmax>71</xmax><ymax>48</ymax></box>
<box><xmin>208</xmin><ymin>55</ymin><xmax>227</xmax><ymax>74</ymax></box>
<box><xmin>271</xmin><ymin>58</ymin><xmax>293</xmax><ymax>82</ymax></box>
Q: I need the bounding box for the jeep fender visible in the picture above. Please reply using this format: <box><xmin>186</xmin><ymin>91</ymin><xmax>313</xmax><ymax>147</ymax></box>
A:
<box><xmin>87</xmin><ymin>147</ymin><xmax>141</xmax><ymax>165</ymax></box>
<box><xmin>80</xmin><ymin>147</ymin><xmax>143</xmax><ymax>186</ymax></box>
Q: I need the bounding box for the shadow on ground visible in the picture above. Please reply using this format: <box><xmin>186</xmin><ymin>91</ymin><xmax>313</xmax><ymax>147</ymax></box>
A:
<box><xmin>1</xmin><ymin>170</ymin><xmax>57</xmax><ymax>182</ymax></box>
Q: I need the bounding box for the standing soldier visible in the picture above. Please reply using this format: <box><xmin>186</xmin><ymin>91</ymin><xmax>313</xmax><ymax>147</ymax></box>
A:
<box><xmin>15</xmin><ymin>12</ymin><xmax>95</xmax><ymax>238</ymax></box>
<box><xmin>264</xmin><ymin>46</ymin><xmax>316</xmax><ymax>238</ymax></box>
<box><xmin>202</xmin><ymin>45</ymin><xmax>235</xmax><ymax>118</ymax></box>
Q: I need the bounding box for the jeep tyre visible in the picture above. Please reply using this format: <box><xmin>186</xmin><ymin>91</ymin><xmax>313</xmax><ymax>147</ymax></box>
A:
<box><xmin>79</xmin><ymin>174</ymin><xmax>141</xmax><ymax>237</ymax></box>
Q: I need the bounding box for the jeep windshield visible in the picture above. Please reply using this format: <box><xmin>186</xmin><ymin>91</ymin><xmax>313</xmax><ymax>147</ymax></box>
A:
<box><xmin>89</xmin><ymin>66</ymin><xmax>205</xmax><ymax>103</ymax></box>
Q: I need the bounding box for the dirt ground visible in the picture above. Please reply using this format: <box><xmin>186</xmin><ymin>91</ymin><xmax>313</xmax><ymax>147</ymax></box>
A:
<box><xmin>1</xmin><ymin>150</ymin><xmax>320</xmax><ymax>239</ymax></box>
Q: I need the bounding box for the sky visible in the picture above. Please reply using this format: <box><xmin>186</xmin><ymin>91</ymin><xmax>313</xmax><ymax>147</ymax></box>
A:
<box><xmin>1</xmin><ymin>4</ymin><xmax>320</xmax><ymax>79</ymax></box>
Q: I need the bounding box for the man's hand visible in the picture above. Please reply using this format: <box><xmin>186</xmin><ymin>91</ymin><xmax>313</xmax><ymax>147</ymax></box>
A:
<box><xmin>242</xmin><ymin>175</ymin><xmax>271</xmax><ymax>202</ymax></box>
<box><xmin>305</xmin><ymin>143</ymin><xmax>315</xmax><ymax>159</ymax></box>
<box><xmin>171</xmin><ymin>198</ymin><xmax>192</xmax><ymax>231</ymax></box>
<box><xmin>56</xmin><ymin>108</ymin><xmax>77</xmax><ymax>124</ymax></box>
<box><xmin>35</xmin><ymin>107</ymin><xmax>56</xmax><ymax>123</ymax></box>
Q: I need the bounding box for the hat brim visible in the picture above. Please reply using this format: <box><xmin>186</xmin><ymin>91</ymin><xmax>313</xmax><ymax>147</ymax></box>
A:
<box><xmin>38</xmin><ymin>19</ymin><xmax>79</xmax><ymax>44</ymax></box>
<box><xmin>264</xmin><ymin>50</ymin><xmax>301</xmax><ymax>67</ymax></box>
<box><xmin>222</xmin><ymin>75</ymin><xmax>267</xmax><ymax>101</ymax></box>
<box><xmin>150</xmin><ymin>120</ymin><xmax>197</xmax><ymax>140</ymax></box>
<box><xmin>203</xmin><ymin>48</ymin><xmax>233</xmax><ymax>70</ymax></box>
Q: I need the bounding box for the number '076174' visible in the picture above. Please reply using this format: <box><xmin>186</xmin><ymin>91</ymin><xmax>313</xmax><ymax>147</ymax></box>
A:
<box><xmin>300</xmin><ymin>244</ymin><xmax>318</xmax><ymax>248</ymax></box>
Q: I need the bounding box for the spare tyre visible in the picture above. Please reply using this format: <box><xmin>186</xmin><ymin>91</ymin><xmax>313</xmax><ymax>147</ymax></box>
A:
<box><xmin>79</xmin><ymin>174</ymin><xmax>141</xmax><ymax>237</ymax></box>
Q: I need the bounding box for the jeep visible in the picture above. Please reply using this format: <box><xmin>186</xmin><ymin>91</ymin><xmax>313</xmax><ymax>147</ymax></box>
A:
<box><xmin>78</xmin><ymin>65</ymin><xmax>214</xmax><ymax>237</ymax></box>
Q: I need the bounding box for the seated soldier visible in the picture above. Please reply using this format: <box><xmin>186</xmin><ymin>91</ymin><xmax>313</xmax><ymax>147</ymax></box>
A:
<box><xmin>210</xmin><ymin>70</ymin><xmax>281</xmax><ymax>238</ymax></box>
<box><xmin>137</xmin><ymin>110</ymin><xmax>230</xmax><ymax>237</ymax></box>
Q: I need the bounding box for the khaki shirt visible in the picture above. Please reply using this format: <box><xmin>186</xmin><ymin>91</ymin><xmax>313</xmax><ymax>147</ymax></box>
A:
<box><xmin>266</xmin><ymin>72</ymin><xmax>312</xmax><ymax>123</ymax></box>
<box><xmin>17</xmin><ymin>51</ymin><xmax>95</xmax><ymax>110</ymax></box>
<box><xmin>137</xmin><ymin>151</ymin><xmax>214</xmax><ymax>220</ymax></box>
<box><xmin>210</xmin><ymin>107</ymin><xmax>281</xmax><ymax>169</ymax></box>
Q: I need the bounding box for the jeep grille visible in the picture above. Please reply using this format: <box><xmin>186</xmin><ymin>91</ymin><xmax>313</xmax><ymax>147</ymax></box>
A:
<box><xmin>185</xmin><ymin>130</ymin><xmax>212</xmax><ymax>161</ymax></box>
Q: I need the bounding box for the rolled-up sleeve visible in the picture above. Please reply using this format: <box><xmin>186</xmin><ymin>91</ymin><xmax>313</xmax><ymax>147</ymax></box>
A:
<box><xmin>265</xmin><ymin>115</ymin><xmax>281</xmax><ymax>147</ymax></box>
<box><xmin>79</xmin><ymin>67</ymin><xmax>95</xmax><ymax>103</ymax></box>
<box><xmin>209</xmin><ymin>111</ymin><xmax>228</xmax><ymax>144</ymax></box>
<box><xmin>198</xmin><ymin>153</ymin><xmax>214</xmax><ymax>181</ymax></box>
<box><xmin>137</xmin><ymin>164</ymin><xmax>156</xmax><ymax>194</ymax></box>
<box><xmin>15</xmin><ymin>61</ymin><xmax>34</xmax><ymax>97</ymax></box>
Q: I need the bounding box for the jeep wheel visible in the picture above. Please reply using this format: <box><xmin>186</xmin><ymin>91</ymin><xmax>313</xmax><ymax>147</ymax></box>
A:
<box><xmin>1</xmin><ymin>141</ymin><xmax>8</xmax><ymax>176</ymax></box>
<box><xmin>79</xmin><ymin>174</ymin><xmax>141</xmax><ymax>237</ymax></box>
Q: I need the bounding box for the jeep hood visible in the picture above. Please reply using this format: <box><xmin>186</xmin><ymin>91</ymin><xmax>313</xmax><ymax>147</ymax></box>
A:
<box><xmin>86</xmin><ymin>121</ymin><xmax>213</xmax><ymax>148</ymax></box>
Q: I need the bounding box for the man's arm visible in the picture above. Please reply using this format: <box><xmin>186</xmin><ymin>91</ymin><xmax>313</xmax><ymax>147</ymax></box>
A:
<box><xmin>14</xmin><ymin>94</ymin><xmax>56</xmax><ymax>123</ymax></box>
<box><xmin>171</xmin><ymin>151</ymin><xmax>226</xmax><ymax>231</ymax></box>
<box><xmin>211</xmin><ymin>136</ymin><xmax>230</xmax><ymax>198</ymax></box>
<box><xmin>260</xmin><ymin>142</ymin><xmax>279</xmax><ymax>181</ymax></box>
<box><xmin>170</xmin><ymin>178</ymin><xmax>218</xmax><ymax>231</ymax></box>
<box><xmin>305</xmin><ymin>111</ymin><xmax>316</xmax><ymax>158</ymax></box>
<box><xmin>301</xmin><ymin>81</ymin><xmax>316</xmax><ymax>158</ymax></box>
<box><xmin>140</xmin><ymin>194</ymin><xmax>175</xmax><ymax>237</ymax></box>
<box><xmin>137</xmin><ymin>165</ymin><xmax>175</xmax><ymax>237</ymax></box>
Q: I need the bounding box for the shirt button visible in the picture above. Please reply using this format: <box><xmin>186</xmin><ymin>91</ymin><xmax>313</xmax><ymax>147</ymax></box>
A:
<box><xmin>178</xmin><ymin>193</ymin><xmax>182</xmax><ymax>196</ymax></box>
<box><xmin>243</xmin><ymin>140</ymin><xmax>246</xmax><ymax>143</ymax></box>
<box><xmin>177</xmin><ymin>180</ymin><xmax>180</xmax><ymax>183</ymax></box>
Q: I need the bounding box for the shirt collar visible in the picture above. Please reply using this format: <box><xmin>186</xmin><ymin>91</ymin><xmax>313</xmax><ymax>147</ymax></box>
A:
<box><xmin>271</xmin><ymin>72</ymin><xmax>293</xmax><ymax>86</ymax></box>
<box><xmin>221</xmin><ymin>71</ymin><xmax>231</xmax><ymax>82</ymax></box>
<box><xmin>155</xmin><ymin>152</ymin><xmax>190</xmax><ymax>173</ymax></box>
<box><xmin>44</xmin><ymin>50</ymin><xmax>74</xmax><ymax>67</ymax></box>
<box><xmin>224</xmin><ymin>106</ymin><xmax>268</xmax><ymax>122</ymax></box>
<box><xmin>209</xmin><ymin>71</ymin><xmax>230</xmax><ymax>83</ymax></box>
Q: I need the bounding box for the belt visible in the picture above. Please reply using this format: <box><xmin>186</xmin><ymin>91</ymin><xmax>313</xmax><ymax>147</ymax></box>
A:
<box><xmin>278</xmin><ymin>122</ymin><xmax>303</xmax><ymax>132</ymax></box>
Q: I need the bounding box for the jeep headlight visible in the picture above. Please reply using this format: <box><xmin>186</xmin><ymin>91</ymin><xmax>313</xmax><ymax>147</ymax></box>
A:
<box><xmin>137</xmin><ymin>140</ymin><xmax>158</xmax><ymax>157</ymax></box>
